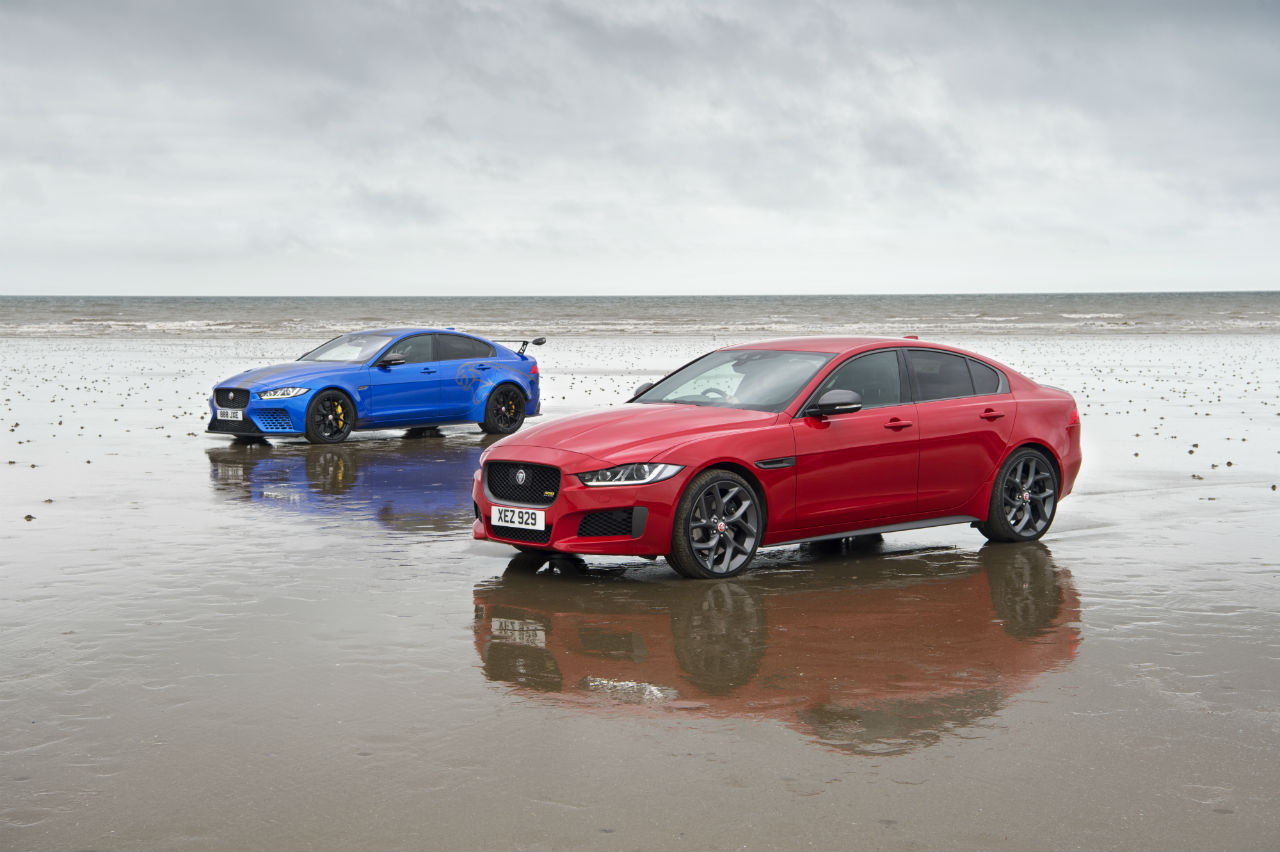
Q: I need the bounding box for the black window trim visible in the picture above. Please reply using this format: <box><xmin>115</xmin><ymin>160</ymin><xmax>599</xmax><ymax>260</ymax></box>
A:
<box><xmin>795</xmin><ymin>346</ymin><xmax>912</xmax><ymax>417</ymax></box>
<box><xmin>904</xmin><ymin>347</ymin><xmax>1010</xmax><ymax>403</ymax></box>
<box><xmin>372</xmin><ymin>332</ymin><xmax>437</xmax><ymax>366</ymax></box>
<box><xmin>434</xmin><ymin>332</ymin><xmax>496</xmax><ymax>361</ymax></box>
<box><xmin>965</xmin><ymin>356</ymin><xmax>1009</xmax><ymax>396</ymax></box>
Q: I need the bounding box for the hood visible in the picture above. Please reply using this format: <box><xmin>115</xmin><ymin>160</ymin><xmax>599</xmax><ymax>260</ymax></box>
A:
<box><xmin>498</xmin><ymin>404</ymin><xmax>779</xmax><ymax>464</ymax></box>
<box><xmin>218</xmin><ymin>361</ymin><xmax>365</xmax><ymax>390</ymax></box>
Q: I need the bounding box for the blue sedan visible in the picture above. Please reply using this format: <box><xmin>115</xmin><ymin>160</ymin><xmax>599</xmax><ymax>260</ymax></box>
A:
<box><xmin>207</xmin><ymin>328</ymin><xmax>543</xmax><ymax>443</ymax></box>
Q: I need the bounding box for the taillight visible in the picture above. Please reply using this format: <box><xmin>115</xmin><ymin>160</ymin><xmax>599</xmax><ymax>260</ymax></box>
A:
<box><xmin>1068</xmin><ymin>408</ymin><xmax>1080</xmax><ymax>427</ymax></box>
<box><xmin>531</xmin><ymin>364</ymin><xmax>539</xmax><ymax>376</ymax></box>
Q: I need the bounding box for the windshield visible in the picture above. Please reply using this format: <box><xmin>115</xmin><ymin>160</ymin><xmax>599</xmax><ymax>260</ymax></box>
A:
<box><xmin>299</xmin><ymin>333</ymin><xmax>395</xmax><ymax>363</ymax></box>
<box><xmin>635</xmin><ymin>349</ymin><xmax>834</xmax><ymax>412</ymax></box>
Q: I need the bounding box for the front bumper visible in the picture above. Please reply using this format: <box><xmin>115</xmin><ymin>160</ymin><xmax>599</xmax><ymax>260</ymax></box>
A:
<box><xmin>207</xmin><ymin>395</ymin><xmax>306</xmax><ymax>437</ymax></box>
<box><xmin>472</xmin><ymin>445</ymin><xmax>686</xmax><ymax>556</ymax></box>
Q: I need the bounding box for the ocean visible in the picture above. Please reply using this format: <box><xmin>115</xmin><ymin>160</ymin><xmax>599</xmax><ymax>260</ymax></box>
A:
<box><xmin>2</xmin><ymin>291</ymin><xmax>1278</xmax><ymax>338</ymax></box>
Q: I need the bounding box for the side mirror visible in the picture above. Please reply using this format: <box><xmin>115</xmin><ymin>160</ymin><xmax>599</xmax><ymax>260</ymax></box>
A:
<box><xmin>633</xmin><ymin>381</ymin><xmax>655</xmax><ymax>398</ymax></box>
<box><xmin>531</xmin><ymin>337</ymin><xmax>546</xmax><ymax>346</ymax></box>
<box><xmin>807</xmin><ymin>389</ymin><xmax>862</xmax><ymax>417</ymax></box>
<box><xmin>376</xmin><ymin>356</ymin><xmax>407</xmax><ymax>368</ymax></box>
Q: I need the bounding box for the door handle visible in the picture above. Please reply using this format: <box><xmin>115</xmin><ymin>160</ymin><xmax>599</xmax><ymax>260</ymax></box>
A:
<box><xmin>884</xmin><ymin>418</ymin><xmax>913</xmax><ymax>430</ymax></box>
<box><xmin>980</xmin><ymin>409</ymin><xmax>1005</xmax><ymax>421</ymax></box>
<box><xmin>420</xmin><ymin>367</ymin><xmax>436</xmax><ymax>373</ymax></box>
<box><xmin>475</xmin><ymin>364</ymin><xmax>492</xmax><ymax>370</ymax></box>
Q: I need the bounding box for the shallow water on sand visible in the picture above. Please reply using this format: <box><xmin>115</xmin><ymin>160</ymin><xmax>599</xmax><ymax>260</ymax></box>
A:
<box><xmin>2</xmin><ymin>333</ymin><xmax>1279</xmax><ymax>851</ymax></box>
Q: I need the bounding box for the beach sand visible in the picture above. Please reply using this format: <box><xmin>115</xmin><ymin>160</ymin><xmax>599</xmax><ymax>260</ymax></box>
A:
<box><xmin>2</xmin><ymin>332</ymin><xmax>1279</xmax><ymax>851</ymax></box>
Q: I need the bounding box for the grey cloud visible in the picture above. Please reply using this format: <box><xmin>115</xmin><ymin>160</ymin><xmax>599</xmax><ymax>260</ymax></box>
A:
<box><xmin>2</xmin><ymin>0</ymin><xmax>1278</xmax><ymax>293</ymax></box>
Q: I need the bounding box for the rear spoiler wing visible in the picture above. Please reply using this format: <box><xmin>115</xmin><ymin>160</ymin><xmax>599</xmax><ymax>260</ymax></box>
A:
<box><xmin>493</xmin><ymin>337</ymin><xmax>546</xmax><ymax>355</ymax></box>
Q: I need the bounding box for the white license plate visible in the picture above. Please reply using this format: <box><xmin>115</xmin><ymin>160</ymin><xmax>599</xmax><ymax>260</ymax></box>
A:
<box><xmin>491</xmin><ymin>618</ymin><xmax>547</xmax><ymax>648</ymax></box>
<box><xmin>492</xmin><ymin>505</ymin><xmax>545</xmax><ymax>530</ymax></box>
<box><xmin>216</xmin><ymin>409</ymin><xmax>244</xmax><ymax>421</ymax></box>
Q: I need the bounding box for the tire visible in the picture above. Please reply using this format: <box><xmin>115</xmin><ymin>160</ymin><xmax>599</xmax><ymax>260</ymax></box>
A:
<box><xmin>479</xmin><ymin>384</ymin><xmax>527</xmax><ymax>435</ymax></box>
<box><xmin>977</xmin><ymin>448</ymin><xmax>1058</xmax><ymax>543</ymax></box>
<box><xmin>667</xmin><ymin>469</ymin><xmax>763</xmax><ymax>579</ymax></box>
<box><xmin>304</xmin><ymin>390</ymin><xmax>354</xmax><ymax>444</ymax></box>
<box><xmin>670</xmin><ymin>583</ymin><xmax>767</xmax><ymax>692</ymax></box>
<box><xmin>981</xmin><ymin>543</ymin><xmax>1063</xmax><ymax>636</ymax></box>
<box><xmin>504</xmin><ymin>551</ymin><xmax>553</xmax><ymax>574</ymax></box>
<box><xmin>305</xmin><ymin>447</ymin><xmax>357</xmax><ymax>494</ymax></box>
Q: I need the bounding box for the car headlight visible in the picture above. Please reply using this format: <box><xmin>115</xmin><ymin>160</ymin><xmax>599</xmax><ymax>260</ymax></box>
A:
<box><xmin>257</xmin><ymin>387</ymin><xmax>310</xmax><ymax>400</ymax></box>
<box><xmin>576</xmin><ymin>463</ymin><xmax>684</xmax><ymax>487</ymax></box>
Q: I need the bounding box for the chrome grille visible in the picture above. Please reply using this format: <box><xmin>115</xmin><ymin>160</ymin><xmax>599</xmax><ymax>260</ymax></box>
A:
<box><xmin>214</xmin><ymin>387</ymin><xmax>250</xmax><ymax>408</ymax></box>
<box><xmin>485</xmin><ymin>462</ymin><xmax>560</xmax><ymax>507</ymax></box>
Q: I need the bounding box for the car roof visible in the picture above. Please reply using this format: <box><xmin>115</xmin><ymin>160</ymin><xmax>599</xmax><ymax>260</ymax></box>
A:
<box><xmin>345</xmin><ymin>327</ymin><xmax>483</xmax><ymax>338</ymax></box>
<box><xmin>721</xmin><ymin>336</ymin><xmax>935</xmax><ymax>354</ymax></box>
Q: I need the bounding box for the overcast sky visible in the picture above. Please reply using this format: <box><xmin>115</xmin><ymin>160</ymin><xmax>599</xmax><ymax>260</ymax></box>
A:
<box><xmin>3</xmin><ymin>1</ymin><xmax>1278</xmax><ymax>296</ymax></box>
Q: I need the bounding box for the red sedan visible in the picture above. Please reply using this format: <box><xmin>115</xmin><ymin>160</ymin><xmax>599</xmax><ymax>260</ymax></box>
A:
<box><xmin>472</xmin><ymin>336</ymin><xmax>1081</xmax><ymax>578</ymax></box>
<box><xmin>474</xmin><ymin>545</ymin><xmax>1081</xmax><ymax>752</ymax></box>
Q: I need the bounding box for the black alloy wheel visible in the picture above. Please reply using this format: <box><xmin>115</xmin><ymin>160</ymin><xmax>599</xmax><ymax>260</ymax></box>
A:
<box><xmin>480</xmin><ymin>385</ymin><xmax>527</xmax><ymax>435</ymax></box>
<box><xmin>978</xmin><ymin>448</ymin><xmax>1058</xmax><ymax>542</ymax></box>
<box><xmin>304</xmin><ymin>390</ymin><xmax>355</xmax><ymax>444</ymax></box>
<box><xmin>668</xmin><ymin>469</ymin><xmax>763</xmax><ymax>579</ymax></box>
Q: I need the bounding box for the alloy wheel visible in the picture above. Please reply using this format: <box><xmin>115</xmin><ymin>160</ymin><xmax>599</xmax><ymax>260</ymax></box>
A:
<box><xmin>687</xmin><ymin>479</ymin><xmax>761</xmax><ymax>575</ymax></box>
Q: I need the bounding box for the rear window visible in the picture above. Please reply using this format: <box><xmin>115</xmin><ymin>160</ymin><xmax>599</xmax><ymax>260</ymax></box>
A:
<box><xmin>969</xmin><ymin>359</ymin><xmax>1002</xmax><ymax>395</ymax></box>
<box><xmin>908</xmin><ymin>350</ymin><xmax>975</xmax><ymax>401</ymax></box>
<box><xmin>436</xmin><ymin>334</ymin><xmax>495</xmax><ymax>360</ymax></box>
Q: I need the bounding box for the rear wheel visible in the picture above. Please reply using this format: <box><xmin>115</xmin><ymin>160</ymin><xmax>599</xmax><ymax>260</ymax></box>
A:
<box><xmin>304</xmin><ymin>390</ymin><xmax>354</xmax><ymax>444</ymax></box>
<box><xmin>480</xmin><ymin>385</ymin><xmax>526</xmax><ymax>435</ymax></box>
<box><xmin>978</xmin><ymin>448</ymin><xmax>1058</xmax><ymax>542</ymax></box>
<box><xmin>667</xmin><ymin>470</ymin><xmax>763</xmax><ymax>579</ymax></box>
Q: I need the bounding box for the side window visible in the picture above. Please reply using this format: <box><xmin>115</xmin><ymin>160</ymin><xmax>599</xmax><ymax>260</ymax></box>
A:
<box><xmin>812</xmin><ymin>350</ymin><xmax>902</xmax><ymax>409</ymax></box>
<box><xmin>383</xmin><ymin>334</ymin><xmax>435</xmax><ymax>364</ymax></box>
<box><xmin>435</xmin><ymin>334</ymin><xmax>495</xmax><ymax>361</ymax></box>
<box><xmin>968</xmin><ymin>359</ymin><xmax>1003</xmax><ymax>395</ymax></box>
<box><xmin>909</xmin><ymin>349</ymin><xmax>975</xmax><ymax>402</ymax></box>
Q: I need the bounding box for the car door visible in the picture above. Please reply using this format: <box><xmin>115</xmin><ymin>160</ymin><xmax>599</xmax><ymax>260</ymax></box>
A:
<box><xmin>907</xmin><ymin>349</ymin><xmax>1018</xmax><ymax>514</ymax></box>
<box><xmin>366</xmin><ymin>333</ymin><xmax>455</xmax><ymax>424</ymax></box>
<box><xmin>430</xmin><ymin>333</ymin><xmax>499</xmax><ymax>418</ymax></box>
<box><xmin>791</xmin><ymin>349</ymin><xmax>920</xmax><ymax>532</ymax></box>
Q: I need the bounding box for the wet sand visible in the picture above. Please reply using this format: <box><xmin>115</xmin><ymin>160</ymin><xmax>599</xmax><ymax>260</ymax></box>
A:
<box><xmin>2</xmin><ymin>333</ymin><xmax>1279</xmax><ymax>851</ymax></box>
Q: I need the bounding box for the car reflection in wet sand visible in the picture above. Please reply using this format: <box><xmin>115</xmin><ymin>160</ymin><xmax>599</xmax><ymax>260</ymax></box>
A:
<box><xmin>206</xmin><ymin>433</ymin><xmax>488</xmax><ymax>534</ymax></box>
<box><xmin>474</xmin><ymin>543</ymin><xmax>1080</xmax><ymax>755</ymax></box>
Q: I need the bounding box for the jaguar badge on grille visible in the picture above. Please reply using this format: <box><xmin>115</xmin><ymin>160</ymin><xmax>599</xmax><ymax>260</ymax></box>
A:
<box><xmin>515</xmin><ymin>469</ymin><xmax>528</xmax><ymax>486</ymax></box>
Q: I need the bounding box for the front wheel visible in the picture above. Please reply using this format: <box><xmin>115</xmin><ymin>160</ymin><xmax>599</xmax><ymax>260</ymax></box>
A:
<box><xmin>977</xmin><ymin>448</ymin><xmax>1059</xmax><ymax>542</ymax></box>
<box><xmin>479</xmin><ymin>385</ymin><xmax>526</xmax><ymax>435</ymax></box>
<box><xmin>667</xmin><ymin>470</ymin><xmax>763</xmax><ymax>579</ymax></box>
<box><xmin>304</xmin><ymin>390</ymin><xmax>354</xmax><ymax>444</ymax></box>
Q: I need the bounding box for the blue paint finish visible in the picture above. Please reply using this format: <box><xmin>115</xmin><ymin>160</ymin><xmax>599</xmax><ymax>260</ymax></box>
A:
<box><xmin>207</xmin><ymin>328</ymin><xmax>541</xmax><ymax>440</ymax></box>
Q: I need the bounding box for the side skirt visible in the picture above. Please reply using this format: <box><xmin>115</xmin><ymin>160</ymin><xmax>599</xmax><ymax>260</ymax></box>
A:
<box><xmin>766</xmin><ymin>515</ymin><xmax>980</xmax><ymax>548</ymax></box>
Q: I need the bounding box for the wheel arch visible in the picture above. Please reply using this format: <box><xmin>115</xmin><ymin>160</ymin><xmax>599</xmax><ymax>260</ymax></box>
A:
<box><xmin>690</xmin><ymin>460</ymin><xmax>770</xmax><ymax>532</ymax></box>
<box><xmin>477</xmin><ymin>380</ymin><xmax>530</xmax><ymax>434</ymax></box>
<box><xmin>485</xmin><ymin>379</ymin><xmax>529</xmax><ymax>402</ymax></box>
<box><xmin>311</xmin><ymin>384</ymin><xmax>362</xmax><ymax>418</ymax></box>
<box><xmin>972</xmin><ymin>441</ymin><xmax>1063</xmax><ymax>523</ymax></box>
<box><xmin>1006</xmin><ymin>441</ymin><xmax>1063</xmax><ymax>492</ymax></box>
<box><xmin>481</xmin><ymin>380</ymin><xmax>530</xmax><ymax>419</ymax></box>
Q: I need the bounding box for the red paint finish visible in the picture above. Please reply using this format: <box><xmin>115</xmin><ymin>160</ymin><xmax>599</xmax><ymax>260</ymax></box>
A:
<box><xmin>473</xmin><ymin>547</ymin><xmax>1081</xmax><ymax>752</ymax></box>
<box><xmin>915</xmin><ymin>395</ymin><xmax>1018</xmax><ymax>513</ymax></box>
<box><xmin>790</xmin><ymin>401</ymin><xmax>920</xmax><ymax>530</ymax></box>
<box><xmin>472</xmin><ymin>336</ymin><xmax>1082</xmax><ymax>574</ymax></box>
